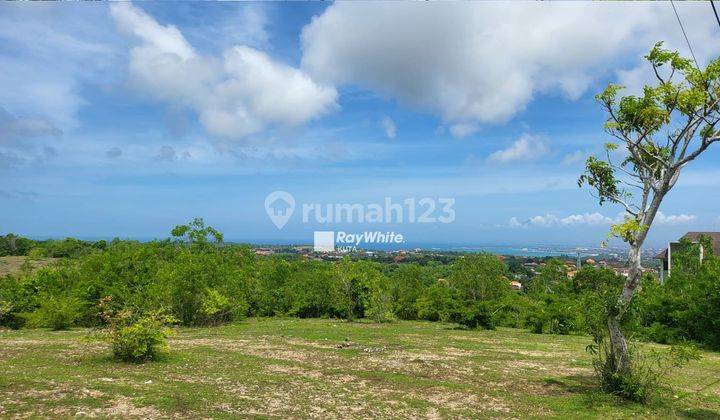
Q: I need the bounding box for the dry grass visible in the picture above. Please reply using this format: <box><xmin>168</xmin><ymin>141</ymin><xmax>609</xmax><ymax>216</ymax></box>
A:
<box><xmin>0</xmin><ymin>318</ymin><xmax>718</xmax><ymax>418</ymax></box>
<box><xmin>0</xmin><ymin>256</ymin><xmax>55</xmax><ymax>277</ymax></box>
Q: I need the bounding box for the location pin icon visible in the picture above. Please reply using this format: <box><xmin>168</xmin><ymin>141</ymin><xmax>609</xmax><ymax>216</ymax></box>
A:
<box><xmin>265</xmin><ymin>191</ymin><xmax>295</xmax><ymax>230</ymax></box>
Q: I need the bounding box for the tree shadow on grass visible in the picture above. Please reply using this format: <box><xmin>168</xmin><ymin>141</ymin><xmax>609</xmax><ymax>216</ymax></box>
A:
<box><xmin>543</xmin><ymin>374</ymin><xmax>596</xmax><ymax>394</ymax></box>
<box><xmin>543</xmin><ymin>375</ymin><xmax>720</xmax><ymax>418</ymax></box>
<box><xmin>677</xmin><ymin>408</ymin><xmax>720</xmax><ymax>420</ymax></box>
<box><xmin>542</xmin><ymin>374</ymin><xmax>636</xmax><ymax>410</ymax></box>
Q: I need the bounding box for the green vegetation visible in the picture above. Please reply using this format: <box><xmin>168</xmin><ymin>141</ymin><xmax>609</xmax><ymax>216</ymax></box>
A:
<box><xmin>1</xmin><ymin>219</ymin><xmax>719</xmax><ymax>411</ymax></box>
<box><xmin>0</xmin><ymin>318</ymin><xmax>718</xmax><ymax>418</ymax></box>
<box><xmin>106</xmin><ymin>311</ymin><xmax>176</xmax><ymax>363</ymax></box>
<box><xmin>1</xmin><ymin>223</ymin><xmax>719</xmax><ymax>353</ymax></box>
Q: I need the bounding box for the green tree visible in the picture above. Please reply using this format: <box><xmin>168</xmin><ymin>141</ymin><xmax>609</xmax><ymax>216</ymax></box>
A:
<box><xmin>389</xmin><ymin>264</ymin><xmax>433</xmax><ymax>319</ymax></box>
<box><xmin>579</xmin><ymin>43</ymin><xmax>720</xmax><ymax>376</ymax></box>
<box><xmin>448</xmin><ymin>253</ymin><xmax>509</xmax><ymax>302</ymax></box>
<box><xmin>527</xmin><ymin>259</ymin><xmax>568</xmax><ymax>296</ymax></box>
<box><xmin>171</xmin><ymin>218</ymin><xmax>223</xmax><ymax>248</ymax></box>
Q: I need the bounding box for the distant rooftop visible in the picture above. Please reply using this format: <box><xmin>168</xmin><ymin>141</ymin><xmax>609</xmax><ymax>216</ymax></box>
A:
<box><xmin>656</xmin><ymin>232</ymin><xmax>720</xmax><ymax>260</ymax></box>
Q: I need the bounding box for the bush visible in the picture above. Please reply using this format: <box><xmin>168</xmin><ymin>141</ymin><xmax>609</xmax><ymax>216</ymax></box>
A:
<box><xmin>493</xmin><ymin>293</ymin><xmax>535</xmax><ymax>329</ymax></box>
<box><xmin>588</xmin><ymin>338</ymin><xmax>700</xmax><ymax>403</ymax></box>
<box><xmin>452</xmin><ymin>301</ymin><xmax>494</xmax><ymax>330</ymax></box>
<box><xmin>26</xmin><ymin>295</ymin><xmax>82</xmax><ymax>330</ymax></box>
<box><xmin>545</xmin><ymin>299</ymin><xmax>582</xmax><ymax>335</ymax></box>
<box><xmin>0</xmin><ymin>299</ymin><xmax>23</xmax><ymax>329</ymax></box>
<box><xmin>365</xmin><ymin>288</ymin><xmax>395</xmax><ymax>323</ymax></box>
<box><xmin>200</xmin><ymin>288</ymin><xmax>244</xmax><ymax>326</ymax></box>
<box><xmin>526</xmin><ymin>307</ymin><xmax>546</xmax><ymax>334</ymax></box>
<box><xmin>109</xmin><ymin>311</ymin><xmax>175</xmax><ymax>363</ymax></box>
<box><xmin>416</xmin><ymin>283</ymin><xmax>454</xmax><ymax>322</ymax></box>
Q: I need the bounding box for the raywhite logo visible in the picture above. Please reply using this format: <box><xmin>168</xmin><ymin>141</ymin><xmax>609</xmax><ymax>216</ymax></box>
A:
<box><xmin>313</xmin><ymin>231</ymin><xmax>335</xmax><ymax>252</ymax></box>
<box><xmin>265</xmin><ymin>191</ymin><xmax>295</xmax><ymax>230</ymax></box>
<box><xmin>313</xmin><ymin>230</ymin><xmax>405</xmax><ymax>253</ymax></box>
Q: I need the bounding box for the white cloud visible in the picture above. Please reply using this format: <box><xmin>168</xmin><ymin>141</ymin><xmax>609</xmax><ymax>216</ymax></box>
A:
<box><xmin>449</xmin><ymin>123</ymin><xmax>479</xmax><ymax>139</ymax></box>
<box><xmin>654</xmin><ymin>211</ymin><xmax>697</xmax><ymax>225</ymax></box>
<box><xmin>0</xmin><ymin>3</ymin><xmax>122</xmax><ymax>130</ymax></box>
<box><xmin>562</xmin><ymin>150</ymin><xmax>586</xmax><ymax>165</ymax></box>
<box><xmin>510</xmin><ymin>212</ymin><xmax>623</xmax><ymax>228</ymax></box>
<box><xmin>301</xmin><ymin>2</ymin><xmax>719</xmax><ymax>127</ymax></box>
<box><xmin>489</xmin><ymin>133</ymin><xmax>547</xmax><ymax>164</ymax></box>
<box><xmin>512</xmin><ymin>211</ymin><xmax>699</xmax><ymax>228</ymax></box>
<box><xmin>110</xmin><ymin>3</ymin><xmax>337</xmax><ymax>140</ymax></box>
<box><xmin>380</xmin><ymin>116</ymin><xmax>396</xmax><ymax>139</ymax></box>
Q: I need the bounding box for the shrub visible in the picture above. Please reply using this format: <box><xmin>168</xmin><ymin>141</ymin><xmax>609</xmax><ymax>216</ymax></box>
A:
<box><xmin>26</xmin><ymin>295</ymin><xmax>82</xmax><ymax>330</ymax></box>
<box><xmin>526</xmin><ymin>308</ymin><xmax>546</xmax><ymax>334</ymax></box>
<box><xmin>545</xmin><ymin>299</ymin><xmax>582</xmax><ymax>335</ymax></box>
<box><xmin>416</xmin><ymin>283</ymin><xmax>454</xmax><ymax>322</ymax></box>
<box><xmin>363</xmin><ymin>271</ymin><xmax>396</xmax><ymax>323</ymax></box>
<box><xmin>452</xmin><ymin>301</ymin><xmax>494</xmax><ymax>330</ymax></box>
<box><xmin>26</xmin><ymin>247</ymin><xmax>48</xmax><ymax>260</ymax></box>
<box><xmin>588</xmin><ymin>337</ymin><xmax>700</xmax><ymax>403</ymax></box>
<box><xmin>389</xmin><ymin>264</ymin><xmax>432</xmax><ymax>320</ymax></box>
<box><xmin>493</xmin><ymin>293</ymin><xmax>535</xmax><ymax>329</ymax></box>
<box><xmin>365</xmin><ymin>288</ymin><xmax>395</xmax><ymax>323</ymax></box>
<box><xmin>200</xmin><ymin>288</ymin><xmax>243</xmax><ymax>326</ymax></box>
<box><xmin>0</xmin><ymin>299</ymin><xmax>23</xmax><ymax>329</ymax></box>
<box><xmin>109</xmin><ymin>311</ymin><xmax>175</xmax><ymax>363</ymax></box>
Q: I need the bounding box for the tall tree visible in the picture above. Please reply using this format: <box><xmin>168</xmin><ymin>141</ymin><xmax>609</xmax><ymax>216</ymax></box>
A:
<box><xmin>579</xmin><ymin>42</ymin><xmax>720</xmax><ymax>373</ymax></box>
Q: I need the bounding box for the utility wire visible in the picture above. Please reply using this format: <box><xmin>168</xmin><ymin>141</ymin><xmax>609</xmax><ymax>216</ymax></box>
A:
<box><xmin>711</xmin><ymin>0</ymin><xmax>720</xmax><ymax>31</ymax></box>
<box><xmin>670</xmin><ymin>0</ymin><xmax>700</xmax><ymax>69</ymax></box>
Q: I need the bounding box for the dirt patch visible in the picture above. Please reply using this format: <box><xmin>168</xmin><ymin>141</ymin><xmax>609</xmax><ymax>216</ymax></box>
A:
<box><xmin>265</xmin><ymin>364</ymin><xmax>325</xmax><ymax>380</ymax></box>
<box><xmin>0</xmin><ymin>256</ymin><xmax>55</xmax><ymax>277</ymax></box>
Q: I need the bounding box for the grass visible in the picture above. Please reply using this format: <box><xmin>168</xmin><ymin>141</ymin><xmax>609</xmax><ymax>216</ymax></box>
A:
<box><xmin>0</xmin><ymin>318</ymin><xmax>719</xmax><ymax>418</ymax></box>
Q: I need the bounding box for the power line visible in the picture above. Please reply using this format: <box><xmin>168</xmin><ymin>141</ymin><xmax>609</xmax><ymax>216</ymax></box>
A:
<box><xmin>711</xmin><ymin>0</ymin><xmax>720</xmax><ymax>31</ymax></box>
<box><xmin>670</xmin><ymin>0</ymin><xmax>699</xmax><ymax>69</ymax></box>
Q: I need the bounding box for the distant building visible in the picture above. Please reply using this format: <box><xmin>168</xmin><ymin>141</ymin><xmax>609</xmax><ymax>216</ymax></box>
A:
<box><xmin>656</xmin><ymin>232</ymin><xmax>720</xmax><ymax>280</ymax></box>
<box><xmin>254</xmin><ymin>248</ymin><xmax>274</xmax><ymax>256</ymax></box>
<box><xmin>509</xmin><ymin>280</ymin><xmax>523</xmax><ymax>291</ymax></box>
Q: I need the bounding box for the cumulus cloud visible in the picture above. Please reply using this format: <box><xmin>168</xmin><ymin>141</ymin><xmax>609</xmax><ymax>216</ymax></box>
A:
<box><xmin>511</xmin><ymin>211</ymin><xmax>699</xmax><ymax>228</ymax></box>
<box><xmin>380</xmin><ymin>116</ymin><xmax>397</xmax><ymax>139</ymax></box>
<box><xmin>301</xmin><ymin>2</ymin><xmax>719</xmax><ymax>127</ymax></box>
<box><xmin>510</xmin><ymin>212</ymin><xmax>623</xmax><ymax>228</ymax></box>
<box><xmin>449</xmin><ymin>123</ymin><xmax>479</xmax><ymax>139</ymax></box>
<box><xmin>110</xmin><ymin>3</ymin><xmax>337</xmax><ymax>140</ymax></box>
<box><xmin>654</xmin><ymin>211</ymin><xmax>697</xmax><ymax>225</ymax></box>
<box><xmin>489</xmin><ymin>133</ymin><xmax>548</xmax><ymax>163</ymax></box>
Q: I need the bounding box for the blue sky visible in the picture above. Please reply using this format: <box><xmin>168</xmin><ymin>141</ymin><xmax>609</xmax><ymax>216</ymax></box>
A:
<box><xmin>1</xmin><ymin>2</ymin><xmax>719</xmax><ymax>248</ymax></box>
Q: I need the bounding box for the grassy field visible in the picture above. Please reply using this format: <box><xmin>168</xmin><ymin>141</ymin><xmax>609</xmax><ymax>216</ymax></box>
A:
<box><xmin>0</xmin><ymin>318</ymin><xmax>719</xmax><ymax>418</ymax></box>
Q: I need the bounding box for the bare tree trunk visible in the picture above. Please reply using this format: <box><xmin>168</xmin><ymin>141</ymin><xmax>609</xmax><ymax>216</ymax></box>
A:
<box><xmin>607</xmin><ymin>194</ymin><xmax>662</xmax><ymax>372</ymax></box>
<box><xmin>607</xmin><ymin>244</ymin><xmax>642</xmax><ymax>372</ymax></box>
